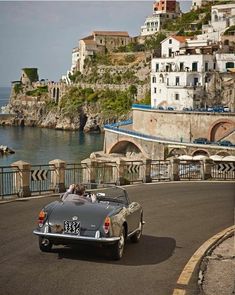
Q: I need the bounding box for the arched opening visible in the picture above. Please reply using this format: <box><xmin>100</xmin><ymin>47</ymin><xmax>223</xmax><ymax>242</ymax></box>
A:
<box><xmin>109</xmin><ymin>141</ymin><xmax>142</xmax><ymax>156</ymax></box>
<box><xmin>209</xmin><ymin>120</ymin><xmax>235</xmax><ymax>142</ymax></box>
<box><xmin>53</xmin><ymin>88</ymin><xmax>56</xmax><ymax>98</ymax></box>
<box><xmin>168</xmin><ymin>148</ymin><xmax>186</xmax><ymax>158</ymax></box>
<box><xmin>56</xmin><ymin>88</ymin><xmax>60</xmax><ymax>103</ymax></box>
<box><xmin>216</xmin><ymin>151</ymin><xmax>230</xmax><ymax>157</ymax></box>
<box><xmin>192</xmin><ymin>150</ymin><xmax>209</xmax><ymax>157</ymax></box>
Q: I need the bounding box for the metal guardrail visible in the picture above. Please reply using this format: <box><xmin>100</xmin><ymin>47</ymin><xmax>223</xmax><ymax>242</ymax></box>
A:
<box><xmin>0</xmin><ymin>166</ymin><xmax>19</xmax><ymax>198</ymax></box>
<box><xmin>179</xmin><ymin>161</ymin><xmax>202</xmax><ymax>181</ymax></box>
<box><xmin>151</xmin><ymin>160</ymin><xmax>170</xmax><ymax>181</ymax></box>
<box><xmin>0</xmin><ymin>160</ymin><xmax>235</xmax><ymax>199</ymax></box>
<box><xmin>211</xmin><ymin>162</ymin><xmax>235</xmax><ymax>180</ymax></box>
<box><xmin>65</xmin><ymin>163</ymin><xmax>87</xmax><ymax>188</ymax></box>
<box><xmin>30</xmin><ymin>164</ymin><xmax>54</xmax><ymax>194</ymax></box>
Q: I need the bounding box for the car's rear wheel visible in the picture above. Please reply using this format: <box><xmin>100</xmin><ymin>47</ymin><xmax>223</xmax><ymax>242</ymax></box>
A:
<box><xmin>130</xmin><ymin>219</ymin><xmax>143</xmax><ymax>243</ymax></box>
<box><xmin>111</xmin><ymin>226</ymin><xmax>125</xmax><ymax>260</ymax></box>
<box><xmin>39</xmin><ymin>237</ymin><xmax>53</xmax><ymax>252</ymax></box>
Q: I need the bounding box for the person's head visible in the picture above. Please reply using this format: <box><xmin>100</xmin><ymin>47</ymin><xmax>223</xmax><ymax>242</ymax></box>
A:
<box><xmin>74</xmin><ymin>184</ymin><xmax>85</xmax><ymax>196</ymax></box>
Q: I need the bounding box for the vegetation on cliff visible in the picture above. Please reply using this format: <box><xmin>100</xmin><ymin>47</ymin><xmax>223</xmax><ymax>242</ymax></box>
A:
<box><xmin>22</xmin><ymin>68</ymin><xmax>39</xmax><ymax>83</ymax></box>
<box><xmin>56</xmin><ymin>86</ymin><xmax>141</xmax><ymax>117</ymax></box>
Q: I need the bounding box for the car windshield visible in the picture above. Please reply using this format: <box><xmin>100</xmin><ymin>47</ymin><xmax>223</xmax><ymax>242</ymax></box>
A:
<box><xmin>87</xmin><ymin>186</ymin><xmax>129</xmax><ymax>205</ymax></box>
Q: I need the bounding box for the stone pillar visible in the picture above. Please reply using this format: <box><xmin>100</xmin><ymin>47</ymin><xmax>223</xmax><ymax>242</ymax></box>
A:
<box><xmin>202</xmin><ymin>159</ymin><xmax>213</xmax><ymax>180</ymax></box>
<box><xmin>116</xmin><ymin>159</ymin><xmax>126</xmax><ymax>186</ymax></box>
<box><xmin>11</xmin><ymin>160</ymin><xmax>31</xmax><ymax>197</ymax></box>
<box><xmin>49</xmin><ymin>159</ymin><xmax>66</xmax><ymax>193</ymax></box>
<box><xmin>142</xmin><ymin>159</ymin><xmax>152</xmax><ymax>183</ymax></box>
<box><xmin>170</xmin><ymin>158</ymin><xmax>180</xmax><ymax>181</ymax></box>
<box><xmin>81</xmin><ymin>159</ymin><xmax>98</xmax><ymax>189</ymax></box>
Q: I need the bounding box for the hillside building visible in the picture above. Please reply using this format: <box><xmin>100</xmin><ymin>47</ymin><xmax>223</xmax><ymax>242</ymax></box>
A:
<box><xmin>78</xmin><ymin>31</ymin><xmax>131</xmax><ymax>73</ymax></box>
<box><xmin>199</xmin><ymin>3</ymin><xmax>235</xmax><ymax>42</ymax></box>
<box><xmin>151</xmin><ymin>35</ymin><xmax>235</xmax><ymax>110</ymax></box>
<box><xmin>140</xmin><ymin>0</ymin><xmax>181</xmax><ymax>36</ymax></box>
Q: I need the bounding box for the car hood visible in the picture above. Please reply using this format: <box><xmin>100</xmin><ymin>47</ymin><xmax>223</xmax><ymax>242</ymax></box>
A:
<box><xmin>47</xmin><ymin>200</ymin><xmax>119</xmax><ymax>231</ymax></box>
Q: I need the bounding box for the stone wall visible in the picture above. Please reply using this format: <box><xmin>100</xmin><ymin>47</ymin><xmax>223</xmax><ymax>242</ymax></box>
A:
<box><xmin>132</xmin><ymin>108</ymin><xmax>235</xmax><ymax>143</ymax></box>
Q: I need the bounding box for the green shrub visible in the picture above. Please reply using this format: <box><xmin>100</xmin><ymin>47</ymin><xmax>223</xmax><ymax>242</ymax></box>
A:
<box><xmin>22</xmin><ymin>68</ymin><xmax>38</xmax><ymax>82</ymax></box>
<box><xmin>14</xmin><ymin>83</ymin><xmax>23</xmax><ymax>94</ymax></box>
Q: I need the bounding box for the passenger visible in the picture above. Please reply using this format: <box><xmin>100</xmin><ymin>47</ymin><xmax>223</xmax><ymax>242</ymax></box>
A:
<box><xmin>62</xmin><ymin>184</ymin><xmax>96</xmax><ymax>202</ymax></box>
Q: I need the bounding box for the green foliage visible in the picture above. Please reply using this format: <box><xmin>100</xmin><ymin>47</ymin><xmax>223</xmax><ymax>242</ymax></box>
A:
<box><xmin>99</xmin><ymin>89</ymin><xmax>132</xmax><ymax>116</ymax></box>
<box><xmin>163</xmin><ymin>4</ymin><xmax>212</xmax><ymax>31</ymax></box>
<box><xmin>46</xmin><ymin>100</ymin><xmax>57</xmax><ymax>110</ymax></box>
<box><xmin>137</xmin><ymin>91</ymin><xmax>151</xmax><ymax>105</ymax></box>
<box><xmin>57</xmin><ymin>86</ymin><xmax>133</xmax><ymax>117</ymax></box>
<box><xmin>14</xmin><ymin>83</ymin><xmax>23</xmax><ymax>94</ymax></box>
<box><xmin>59</xmin><ymin>87</ymin><xmax>89</xmax><ymax>114</ymax></box>
<box><xmin>91</xmin><ymin>53</ymin><xmax>111</xmax><ymax>66</ymax></box>
<box><xmin>144</xmin><ymin>33</ymin><xmax>167</xmax><ymax>50</ymax></box>
<box><xmin>115</xmin><ymin>42</ymin><xmax>145</xmax><ymax>53</ymax></box>
<box><xmin>69</xmin><ymin>71</ymin><xmax>82</xmax><ymax>82</ymax></box>
<box><xmin>22</xmin><ymin>68</ymin><xmax>39</xmax><ymax>82</ymax></box>
<box><xmin>26</xmin><ymin>86</ymin><xmax>48</xmax><ymax>97</ymax></box>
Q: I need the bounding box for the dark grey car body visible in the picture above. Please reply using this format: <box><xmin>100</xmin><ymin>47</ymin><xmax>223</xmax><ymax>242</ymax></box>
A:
<box><xmin>33</xmin><ymin>187</ymin><xmax>144</xmax><ymax>259</ymax></box>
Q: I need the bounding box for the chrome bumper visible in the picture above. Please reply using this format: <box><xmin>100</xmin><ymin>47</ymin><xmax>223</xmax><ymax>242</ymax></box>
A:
<box><xmin>33</xmin><ymin>230</ymin><xmax>120</xmax><ymax>243</ymax></box>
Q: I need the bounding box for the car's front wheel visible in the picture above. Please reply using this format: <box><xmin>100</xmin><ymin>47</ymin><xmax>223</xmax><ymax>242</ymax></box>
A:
<box><xmin>39</xmin><ymin>237</ymin><xmax>53</xmax><ymax>252</ymax></box>
<box><xmin>111</xmin><ymin>226</ymin><xmax>125</xmax><ymax>260</ymax></box>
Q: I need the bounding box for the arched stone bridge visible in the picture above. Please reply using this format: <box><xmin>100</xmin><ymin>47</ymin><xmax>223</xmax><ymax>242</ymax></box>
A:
<box><xmin>104</xmin><ymin>128</ymin><xmax>235</xmax><ymax>159</ymax></box>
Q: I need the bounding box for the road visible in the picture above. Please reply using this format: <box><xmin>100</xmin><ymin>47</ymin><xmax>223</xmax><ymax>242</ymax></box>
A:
<box><xmin>0</xmin><ymin>182</ymin><xmax>234</xmax><ymax>295</ymax></box>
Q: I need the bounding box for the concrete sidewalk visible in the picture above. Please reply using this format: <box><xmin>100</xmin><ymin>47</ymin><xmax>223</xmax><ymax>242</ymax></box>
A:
<box><xmin>198</xmin><ymin>230</ymin><xmax>235</xmax><ymax>295</ymax></box>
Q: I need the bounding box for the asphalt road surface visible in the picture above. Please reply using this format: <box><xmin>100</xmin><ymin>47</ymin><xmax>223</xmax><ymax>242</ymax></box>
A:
<box><xmin>0</xmin><ymin>182</ymin><xmax>234</xmax><ymax>295</ymax></box>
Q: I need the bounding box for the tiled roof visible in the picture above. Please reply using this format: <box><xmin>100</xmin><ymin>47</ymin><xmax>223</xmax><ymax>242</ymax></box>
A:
<box><xmin>171</xmin><ymin>35</ymin><xmax>187</xmax><ymax>43</ymax></box>
<box><xmin>82</xmin><ymin>35</ymin><xmax>93</xmax><ymax>41</ymax></box>
<box><xmin>93</xmin><ymin>31</ymin><xmax>129</xmax><ymax>37</ymax></box>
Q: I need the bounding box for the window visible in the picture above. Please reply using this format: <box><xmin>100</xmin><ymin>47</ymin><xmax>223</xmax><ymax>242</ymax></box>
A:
<box><xmin>169</xmin><ymin>39</ymin><xmax>172</xmax><ymax>44</ymax></box>
<box><xmin>154</xmin><ymin>87</ymin><xmax>157</xmax><ymax>93</ymax></box>
<box><xmin>152</xmin><ymin>76</ymin><xmax>156</xmax><ymax>83</ymax></box>
<box><xmin>175</xmin><ymin>93</ymin><xmax>179</xmax><ymax>100</ymax></box>
<box><xmin>194</xmin><ymin>77</ymin><xmax>199</xmax><ymax>86</ymax></box>
<box><xmin>176</xmin><ymin>76</ymin><xmax>180</xmax><ymax>85</ymax></box>
<box><xmin>192</xmin><ymin>62</ymin><xmax>198</xmax><ymax>71</ymax></box>
<box><xmin>155</xmin><ymin>63</ymin><xmax>159</xmax><ymax>72</ymax></box>
<box><xmin>168</xmin><ymin>48</ymin><xmax>172</xmax><ymax>57</ymax></box>
<box><xmin>205</xmin><ymin>62</ymin><xmax>208</xmax><ymax>71</ymax></box>
<box><xmin>180</xmin><ymin>62</ymin><xmax>184</xmax><ymax>71</ymax></box>
<box><xmin>213</xmin><ymin>62</ymin><xmax>216</xmax><ymax>70</ymax></box>
<box><xmin>100</xmin><ymin>39</ymin><xmax>103</xmax><ymax>44</ymax></box>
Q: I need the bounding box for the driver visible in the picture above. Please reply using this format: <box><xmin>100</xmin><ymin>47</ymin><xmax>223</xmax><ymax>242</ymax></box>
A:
<box><xmin>62</xmin><ymin>184</ymin><xmax>96</xmax><ymax>202</ymax></box>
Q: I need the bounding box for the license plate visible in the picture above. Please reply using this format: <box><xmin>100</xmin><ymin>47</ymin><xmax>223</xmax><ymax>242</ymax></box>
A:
<box><xmin>64</xmin><ymin>220</ymin><xmax>80</xmax><ymax>235</ymax></box>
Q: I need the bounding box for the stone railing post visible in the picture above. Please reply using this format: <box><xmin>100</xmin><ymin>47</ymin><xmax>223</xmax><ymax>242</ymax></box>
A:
<box><xmin>202</xmin><ymin>159</ymin><xmax>213</xmax><ymax>180</ymax></box>
<box><xmin>170</xmin><ymin>158</ymin><xmax>180</xmax><ymax>181</ymax></box>
<box><xmin>49</xmin><ymin>159</ymin><xmax>66</xmax><ymax>193</ymax></box>
<box><xmin>81</xmin><ymin>159</ymin><xmax>97</xmax><ymax>188</ymax></box>
<box><xmin>142</xmin><ymin>159</ymin><xmax>152</xmax><ymax>183</ymax></box>
<box><xmin>11</xmin><ymin>160</ymin><xmax>31</xmax><ymax>197</ymax></box>
<box><xmin>116</xmin><ymin>159</ymin><xmax>126</xmax><ymax>186</ymax></box>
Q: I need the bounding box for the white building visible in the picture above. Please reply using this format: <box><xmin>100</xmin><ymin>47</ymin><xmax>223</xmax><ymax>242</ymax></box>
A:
<box><xmin>151</xmin><ymin>35</ymin><xmax>235</xmax><ymax>110</ymax></box>
<box><xmin>200</xmin><ymin>3</ymin><xmax>235</xmax><ymax>42</ymax></box>
<box><xmin>141</xmin><ymin>0</ymin><xmax>181</xmax><ymax>36</ymax></box>
<box><xmin>191</xmin><ymin>0</ymin><xmax>209</xmax><ymax>10</ymax></box>
<box><xmin>61</xmin><ymin>47</ymin><xmax>80</xmax><ymax>84</ymax></box>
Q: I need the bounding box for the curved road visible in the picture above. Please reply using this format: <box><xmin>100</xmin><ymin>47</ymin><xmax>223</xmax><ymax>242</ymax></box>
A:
<box><xmin>0</xmin><ymin>182</ymin><xmax>234</xmax><ymax>295</ymax></box>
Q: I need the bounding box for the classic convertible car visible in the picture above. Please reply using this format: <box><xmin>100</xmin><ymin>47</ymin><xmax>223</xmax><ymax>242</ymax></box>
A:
<box><xmin>33</xmin><ymin>186</ymin><xmax>144</xmax><ymax>260</ymax></box>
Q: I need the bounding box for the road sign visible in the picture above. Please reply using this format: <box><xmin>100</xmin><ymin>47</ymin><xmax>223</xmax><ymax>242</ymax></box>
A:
<box><xmin>31</xmin><ymin>170</ymin><xmax>48</xmax><ymax>181</ymax></box>
<box><xmin>216</xmin><ymin>163</ymin><xmax>235</xmax><ymax>172</ymax></box>
<box><xmin>128</xmin><ymin>165</ymin><xmax>140</xmax><ymax>174</ymax></box>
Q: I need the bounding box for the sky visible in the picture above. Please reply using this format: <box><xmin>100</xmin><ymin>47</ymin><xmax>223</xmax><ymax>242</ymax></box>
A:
<box><xmin>0</xmin><ymin>0</ymin><xmax>192</xmax><ymax>87</ymax></box>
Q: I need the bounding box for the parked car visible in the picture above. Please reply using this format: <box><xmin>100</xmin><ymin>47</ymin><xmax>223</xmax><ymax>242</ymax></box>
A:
<box><xmin>193</xmin><ymin>137</ymin><xmax>210</xmax><ymax>144</ymax></box>
<box><xmin>218</xmin><ymin>140</ymin><xmax>234</xmax><ymax>147</ymax></box>
<box><xmin>167</xmin><ymin>106</ymin><xmax>175</xmax><ymax>111</ymax></box>
<box><xmin>33</xmin><ymin>186</ymin><xmax>144</xmax><ymax>260</ymax></box>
